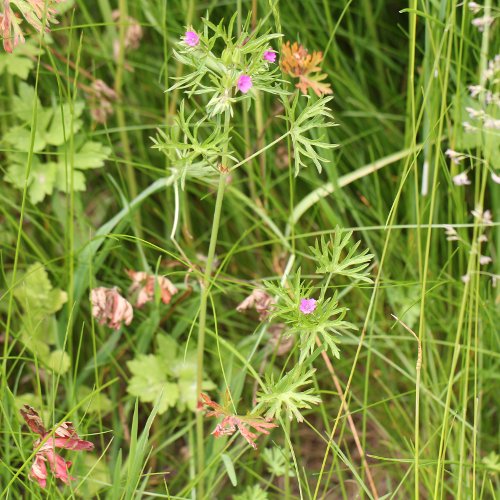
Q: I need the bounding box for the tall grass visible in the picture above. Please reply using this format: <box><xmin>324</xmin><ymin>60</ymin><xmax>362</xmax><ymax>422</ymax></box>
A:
<box><xmin>0</xmin><ymin>0</ymin><xmax>498</xmax><ymax>498</ymax></box>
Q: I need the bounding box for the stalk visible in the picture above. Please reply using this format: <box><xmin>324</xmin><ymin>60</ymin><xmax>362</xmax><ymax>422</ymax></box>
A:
<box><xmin>196</xmin><ymin>108</ymin><xmax>232</xmax><ymax>499</ymax></box>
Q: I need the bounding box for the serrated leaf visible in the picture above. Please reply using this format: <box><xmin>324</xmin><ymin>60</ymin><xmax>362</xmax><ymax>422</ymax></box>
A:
<box><xmin>14</xmin><ymin>263</ymin><xmax>68</xmax><ymax>318</ymax></box>
<box><xmin>28</xmin><ymin>161</ymin><xmax>58</xmax><ymax>204</ymax></box>
<box><xmin>45</xmin><ymin>102</ymin><xmax>84</xmax><ymax>146</ymax></box>
<box><xmin>53</xmin><ymin>165</ymin><xmax>87</xmax><ymax>192</ymax></box>
<box><xmin>127</xmin><ymin>354</ymin><xmax>179</xmax><ymax>414</ymax></box>
<box><xmin>73</xmin><ymin>141</ymin><xmax>111</xmax><ymax>169</ymax></box>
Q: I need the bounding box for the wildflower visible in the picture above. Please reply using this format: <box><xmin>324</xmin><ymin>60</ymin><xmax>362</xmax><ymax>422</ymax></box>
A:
<box><xmin>20</xmin><ymin>405</ymin><xmax>94</xmax><ymax>489</ymax></box>
<box><xmin>127</xmin><ymin>270</ymin><xmax>178</xmax><ymax>308</ymax></box>
<box><xmin>468</xmin><ymin>2</ymin><xmax>482</xmax><ymax>13</ymax></box>
<box><xmin>444</xmin><ymin>225</ymin><xmax>460</xmax><ymax>241</ymax></box>
<box><xmin>445</xmin><ymin>149</ymin><xmax>466</xmax><ymax>164</ymax></box>
<box><xmin>468</xmin><ymin>85</ymin><xmax>483</xmax><ymax>98</ymax></box>
<box><xmin>299</xmin><ymin>298</ymin><xmax>317</xmax><ymax>315</ymax></box>
<box><xmin>263</xmin><ymin>49</ymin><xmax>276</xmax><ymax>63</ymax></box>
<box><xmin>465</xmin><ymin>107</ymin><xmax>484</xmax><ymax>119</ymax></box>
<box><xmin>471</xmin><ymin>207</ymin><xmax>493</xmax><ymax>225</ymax></box>
<box><xmin>199</xmin><ymin>392</ymin><xmax>277</xmax><ymax>449</ymax></box>
<box><xmin>491</xmin><ymin>172</ymin><xmax>500</xmax><ymax>184</ymax></box>
<box><xmin>453</xmin><ymin>172</ymin><xmax>471</xmax><ymax>186</ymax></box>
<box><xmin>112</xmin><ymin>10</ymin><xmax>143</xmax><ymax>68</ymax></box>
<box><xmin>478</xmin><ymin>234</ymin><xmax>488</xmax><ymax>243</ymax></box>
<box><xmin>471</xmin><ymin>15</ymin><xmax>494</xmax><ymax>31</ymax></box>
<box><xmin>236</xmin><ymin>289</ymin><xmax>274</xmax><ymax>320</ymax></box>
<box><xmin>90</xmin><ymin>287</ymin><xmax>133</xmax><ymax>329</ymax></box>
<box><xmin>237</xmin><ymin>74</ymin><xmax>253</xmax><ymax>94</ymax></box>
<box><xmin>280</xmin><ymin>41</ymin><xmax>332</xmax><ymax>97</ymax></box>
<box><xmin>463</xmin><ymin>121</ymin><xmax>475</xmax><ymax>132</ymax></box>
<box><xmin>89</xmin><ymin>79</ymin><xmax>117</xmax><ymax>124</ymax></box>
<box><xmin>461</xmin><ymin>274</ymin><xmax>470</xmax><ymax>284</ymax></box>
<box><xmin>479</xmin><ymin>255</ymin><xmax>492</xmax><ymax>265</ymax></box>
<box><xmin>484</xmin><ymin>117</ymin><xmax>500</xmax><ymax>129</ymax></box>
<box><xmin>183</xmin><ymin>30</ymin><xmax>199</xmax><ymax>47</ymax></box>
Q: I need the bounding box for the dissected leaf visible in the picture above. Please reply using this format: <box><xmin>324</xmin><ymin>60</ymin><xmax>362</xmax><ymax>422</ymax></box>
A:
<box><xmin>73</xmin><ymin>141</ymin><xmax>112</xmax><ymax>169</ymax></box>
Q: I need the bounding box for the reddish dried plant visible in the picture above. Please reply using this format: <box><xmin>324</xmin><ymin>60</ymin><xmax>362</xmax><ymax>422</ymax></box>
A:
<box><xmin>1</xmin><ymin>0</ymin><xmax>63</xmax><ymax>52</ymax></box>
<box><xmin>20</xmin><ymin>405</ymin><xmax>94</xmax><ymax>488</ymax></box>
<box><xmin>127</xmin><ymin>270</ymin><xmax>178</xmax><ymax>308</ymax></box>
<box><xmin>280</xmin><ymin>41</ymin><xmax>333</xmax><ymax>97</ymax></box>
<box><xmin>199</xmin><ymin>392</ymin><xmax>278</xmax><ymax>449</ymax></box>
<box><xmin>236</xmin><ymin>289</ymin><xmax>274</xmax><ymax>320</ymax></box>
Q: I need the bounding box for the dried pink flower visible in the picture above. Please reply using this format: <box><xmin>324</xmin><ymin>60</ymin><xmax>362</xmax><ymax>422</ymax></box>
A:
<box><xmin>20</xmin><ymin>405</ymin><xmax>94</xmax><ymax>489</ymax></box>
<box><xmin>263</xmin><ymin>50</ymin><xmax>276</xmax><ymax>63</ymax></box>
<box><xmin>299</xmin><ymin>298</ymin><xmax>317</xmax><ymax>314</ymax></box>
<box><xmin>184</xmin><ymin>30</ymin><xmax>199</xmax><ymax>47</ymax></box>
<box><xmin>237</xmin><ymin>74</ymin><xmax>253</xmax><ymax>94</ymax></box>
<box><xmin>236</xmin><ymin>289</ymin><xmax>274</xmax><ymax>320</ymax></box>
<box><xmin>111</xmin><ymin>10</ymin><xmax>143</xmax><ymax>69</ymax></box>
<box><xmin>127</xmin><ymin>270</ymin><xmax>178</xmax><ymax>308</ymax></box>
<box><xmin>479</xmin><ymin>255</ymin><xmax>492</xmax><ymax>265</ymax></box>
<box><xmin>90</xmin><ymin>287</ymin><xmax>133</xmax><ymax>329</ymax></box>
<box><xmin>199</xmin><ymin>392</ymin><xmax>277</xmax><ymax>450</ymax></box>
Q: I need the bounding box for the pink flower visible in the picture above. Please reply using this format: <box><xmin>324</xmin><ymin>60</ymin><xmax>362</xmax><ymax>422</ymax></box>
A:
<box><xmin>263</xmin><ymin>50</ymin><xmax>276</xmax><ymax>63</ymax></box>
<box><xmin>184</xmin><ymin>30</ymin><xmax>200</xmax><ymax>47</ymax></box>
<box><xmin>299</xmin><ymin>298</ymin><xmax>317</xmax><ymax>314</ymax></box>
<box><xmin>20</xmin><ymin>405</ymin><xmax>94</xmax><ymax>489</ymax></box>
<box><xmin>127</xmin><ymin>270</ymin><xmax>178</xmax><ymax>308</ymax></box>
<box><xmin>237</xmin><ymin>74</ymin><xmax>253</xmax><ymax>94</ymax></box>
<box><xmin>90</xmin><ymin>287</ymin><xmax>133</xmax><ymax>329</ymax></box>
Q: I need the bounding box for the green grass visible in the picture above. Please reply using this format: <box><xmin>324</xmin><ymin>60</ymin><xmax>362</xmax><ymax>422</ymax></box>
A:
<box><xmin>0</xmin><ymin>0</ymin><xmax>499</xmax><ymax>498</ymax></box>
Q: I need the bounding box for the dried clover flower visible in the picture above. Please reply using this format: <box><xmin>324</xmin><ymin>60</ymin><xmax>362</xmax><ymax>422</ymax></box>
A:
<box><xmin>111</xmin><ymin>10</ymin><xmax>143</xmax><ymax>66</ymax></box>
<box><xmin>280</xmin><ymin>41</ymin><xmax>333</xmax><ymax>97</ymax></box>
<box><xmin>237</xmin><ymin>289</ymin><xmax>275</xmax><ymax>320</ymax></box>
<box><xmin>90</xmin><ymin>287</ymin><xmax>133</xmax><ymax>329</ymax></box>
<box><xmin>127</xmin><ymin>270</ymin><xmax>178</xmax><ymax>308</ymax></box>
<box><xmin>20</xmin><ymin>405</ymin><xmax>94</xmax><ymax>488</ymax></box>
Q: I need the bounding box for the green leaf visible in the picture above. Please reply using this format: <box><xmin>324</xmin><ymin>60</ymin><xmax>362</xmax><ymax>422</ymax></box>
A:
<box><xmin>0</xmin><ymin>42</ymin><xmax>40</xmax><ymax>79</ymax></box>
<box><xmin>45</xmin><ymin>102</ymin><xmax>84</xmax><ymax>146</ymax></box>
<box><xmin>221</xmin><ymin>453</ymin><xmax>238</xmax><ymax>486</ymax></box>
<box><xmin>14</xmin><ymin>263</ymin><xmax>68</xmax><ymax>318</ymax></box>
<box><xmin>28</xmin><ymin>162</ymin><xmax>58</xmax><ymax>204</ymax></box>
<box><xmin>54</xmin><ymin>165</ymin><xmax>87</xmax><ymax>192</ymax></box>
<box><xmin>75</xmin><ymin>454</ymin><xmax>111</xmax><ymax>498</ymax></box>
<box><xmin>156</xmin><ymin>335</ymin><xmax>179</xmax><ymax>367</ymax></box>
<box><xmin>46</xmin><ymin>349</ymin><xmax>71</xmax><ymax>374</ymax></box>
<box><xmin>127</xmin><ymin>354</ymin><xmax>179</xmax><ymax>414</ymax></box>
<box><xmin>73</xmin><ymin>141</ymin><xmax>111</xmax><ymax>169</ymax></box>
<box><xmin>77</xmin><ymin>386</ymin><xmax>113</xmax><ymax>415</ymax></box>
<box><xmin>309</xmin><ymin>227</ymin><xmax>374</xmax><ymax>283</ymax></box>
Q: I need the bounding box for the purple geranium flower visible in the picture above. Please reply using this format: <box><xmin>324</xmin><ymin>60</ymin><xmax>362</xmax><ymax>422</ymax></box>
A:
<box><xmin>263</xmin><ymin>50</ymin><xmax>276</xmax><ymax>63</ymax></box>
<box><xmin>237</xmin><ymin>74</ymin><xmax>253</xmax><ymax>93</ymax></box>
<box><xmin>299</xmin><ymin>298</ymin><xmax>317</xmax><ymax>315</ymax></box>
<box><xmin>184</xmin><ymin>31</ymin><xmax>200</xmax><ymax>47</ymax></box>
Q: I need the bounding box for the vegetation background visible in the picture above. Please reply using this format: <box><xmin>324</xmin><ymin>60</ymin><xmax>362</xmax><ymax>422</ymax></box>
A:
<box><xmin>0</xmin><ymin>0</ymin><xmax>498</xmax><ymax>498</ymax></box>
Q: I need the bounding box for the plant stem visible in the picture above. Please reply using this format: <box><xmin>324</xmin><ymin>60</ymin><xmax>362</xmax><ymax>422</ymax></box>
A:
<box><xmin>196</xmin><ymin>108</ymin><xmax>232</xmax><ymax>499</ymax></box>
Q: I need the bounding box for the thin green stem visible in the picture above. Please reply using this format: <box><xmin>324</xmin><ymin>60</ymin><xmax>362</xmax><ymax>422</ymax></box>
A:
<box><xmin>196</xmin><ymin>108</ymin><xmax>232</xmax><ymax>499</ymax></box>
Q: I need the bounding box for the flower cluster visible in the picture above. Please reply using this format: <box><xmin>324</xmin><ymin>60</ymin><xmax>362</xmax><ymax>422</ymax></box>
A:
<box><xmin>88</xmin><ymin>79</ymin><xmax>117</xmax><ymax>124</ymax></box>
<box><xmin>199</xmin><ymin>392</ymin><xmax>277</xmax><ymax>449</ymax></box>
<box><xmin>20</xmin><ymin>405</ymin><xmax>94</xmax><ymax>488</ymax></box>
<box><xmin>90</xmin><ymin>270</ymin><xmax>179</xmax><ymax>329</ymax></box>
<box><xmin>112</xmin><ymin>10</ymin><xmax>143</xmax><ymax>69</ymax></box>
<box><xmin>0</xmin><ymin>0</ymin><xmax>63</xmax><ymax>52</ymax></box>
<box><xmin>280</xmin><ymin>41</ymin><xmax>332</xmax><ymax>97</ymax></box>
<box><xmin>171</xmin><ymin>18</ymin><xmax>284</xmax><ymax>117</ymax></box>
<box><xmin>468</xmin><ymin>2</ymin><xmax>494</xmax><ymax>32</ymax></box>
